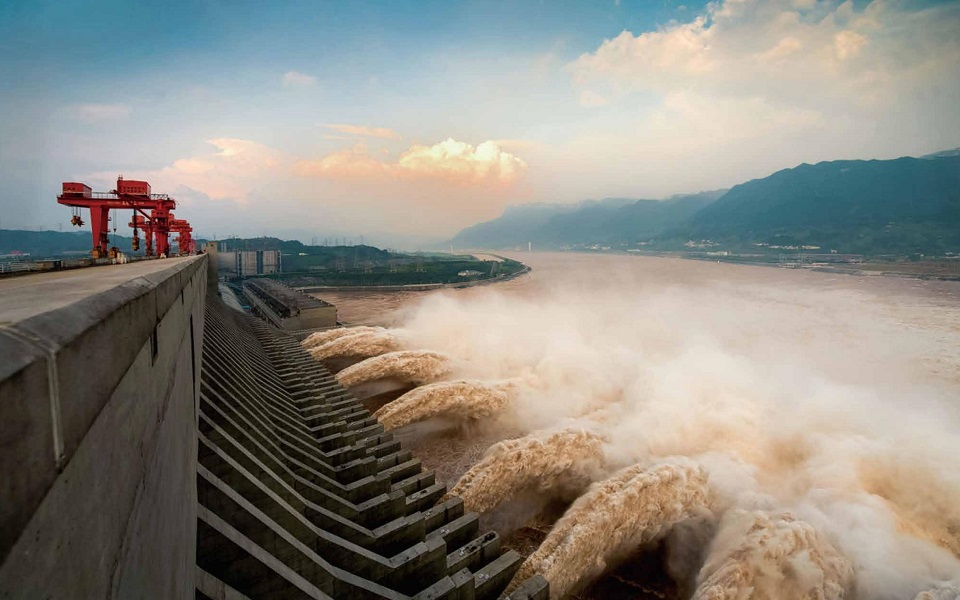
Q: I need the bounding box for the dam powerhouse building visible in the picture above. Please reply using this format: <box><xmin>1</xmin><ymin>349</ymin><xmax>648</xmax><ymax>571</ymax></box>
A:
<box><xmin>0</xmin><ymin>253</ymin><xmax>548</xmax><ymax>599</ymax></box>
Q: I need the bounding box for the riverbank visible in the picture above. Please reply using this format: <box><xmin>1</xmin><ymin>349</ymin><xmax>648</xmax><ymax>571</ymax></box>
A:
<box><xmin>684</xmin><ymin>254</ymin><xmax>960</xmax><ymax>282</ymax></box>
<box><xmin>295</xmin><ymin>263</ymin><xmax>531</xmax><ymax>293</ymax></box>
<box><xmin>570</xmin><ymin>248</ymin><xmax>960</xmax><ymax>282</ymax></box>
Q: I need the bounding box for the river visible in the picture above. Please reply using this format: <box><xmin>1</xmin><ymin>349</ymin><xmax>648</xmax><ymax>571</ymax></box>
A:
<box><xmin>314</xmin><ymin>252</ymin><xmax>960</xmax><ymax>386</ymax></box>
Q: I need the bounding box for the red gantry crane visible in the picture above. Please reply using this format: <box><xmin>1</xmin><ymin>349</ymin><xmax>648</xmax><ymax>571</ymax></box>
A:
<box><xmin>58</xmin><ymin>176</ymin><xmax>194</xmax><ymax>258</ymax></box>
<box><xmin>170</xmin><ymin>218</ymin><xmax>196</xmax><ymax>255</ymax></box>
<box><xmin>130</xmin><ymin>213</ymin><xmax>195</xmax><ymax>256</ymax></box>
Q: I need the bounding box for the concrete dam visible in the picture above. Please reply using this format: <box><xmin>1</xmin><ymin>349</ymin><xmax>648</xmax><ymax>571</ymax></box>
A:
<box><xmin>0</xmin><ymin>255</ymin><xmax>548</xmax><ymax>599</ymax></box>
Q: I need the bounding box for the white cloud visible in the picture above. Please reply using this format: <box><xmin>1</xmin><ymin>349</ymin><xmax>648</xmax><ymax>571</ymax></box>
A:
<box><xmin>281</xmin><ymin>71</ymin><xmax>317</xmax><ymax>87</ymax></box>
<box><xmin>650</xmin><ymin>91</ymin><xmax>825</xmax><ymax>150</ymax></box>
<box><xmin>540</xmin><ymin>0</ymin><xmax>960</xmax><ymax>201</ymax></box>
<box><xmin>72</xmin><ymin>103</ymin><xmax>132</xmax><ymax>121</ymax></box>
<box><xmin>579</xmin><ymin>90</ymin><xmax>609</xmax><ymax>108</ymax></box>
<box><xmin>294</xmin><ymin>138</ymin><xmax>527</xmax><ymax>186</ymax></box>
<box><xmin>570</xmin><ymin>0</ymin><xmax>960</xmax><ymax>115</ymax></box>
<box><xmin>834</xmin><ymin>30</ymin><xmax>866</xmax><ymax>61</ymax></box>
<box><xmin>323</xmin><ymin>123</ymin><xmax>402</xmax><ymax>140</ymax></box>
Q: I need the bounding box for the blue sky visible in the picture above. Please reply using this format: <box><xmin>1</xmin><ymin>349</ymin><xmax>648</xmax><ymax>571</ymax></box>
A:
<box><xmin>1</xmin><ymin>0</ymin><xmax>958</xmax><ymax>243</ymax></box>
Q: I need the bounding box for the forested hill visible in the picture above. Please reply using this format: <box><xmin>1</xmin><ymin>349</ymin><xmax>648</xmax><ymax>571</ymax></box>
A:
<box><xmin>689</xmin><ymin>156</ymin><xmax>960</xmax><ymax>246</ymax></box>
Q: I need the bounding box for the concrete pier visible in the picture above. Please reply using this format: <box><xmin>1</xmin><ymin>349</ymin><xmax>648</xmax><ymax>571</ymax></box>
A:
<box><xmin>0</xmin><ymin>257</ymin><xmax>548</xmax><ymax>598</ymax></box>
<box><xmin>243</xmin><ymin>278</ymin><xmax>337</xmax><ymax>330</ymax></box>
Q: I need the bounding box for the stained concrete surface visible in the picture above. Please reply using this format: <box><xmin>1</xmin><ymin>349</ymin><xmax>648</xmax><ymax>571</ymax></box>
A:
<box><xmin>0</xmin><ymin>256</ymin><xmax>205</xmax><ymax>598</ymax></box>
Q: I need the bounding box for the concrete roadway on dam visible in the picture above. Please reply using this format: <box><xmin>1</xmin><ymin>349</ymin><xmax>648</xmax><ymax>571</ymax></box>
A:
<box><xmin>0</xmin><ymin>256</ymin><xmax>198</xmax><ymax>324</ymax></box>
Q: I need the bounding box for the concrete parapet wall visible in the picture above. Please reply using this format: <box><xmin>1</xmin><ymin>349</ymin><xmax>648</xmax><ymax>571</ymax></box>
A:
<box><xmin>0</xmin><ymin>256</ymin><xmax>207</xmax><ymax>598</ymax></box>
<box><xmin>241</xmin><ymin>279</ymin><xmax>337</xmax><ymax>331</ymax></box>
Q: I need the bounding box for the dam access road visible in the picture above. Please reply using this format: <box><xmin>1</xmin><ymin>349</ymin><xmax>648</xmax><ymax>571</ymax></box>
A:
<box><xmin>0</xmin><ymin>254</ymin><xmax>548</xmax><ymax>599</ymax></box>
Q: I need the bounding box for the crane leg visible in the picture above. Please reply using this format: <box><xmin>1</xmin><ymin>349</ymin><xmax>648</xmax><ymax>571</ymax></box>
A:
<box><xmin>89</xmin><ymin>207</ymin><xmax>111</xmax><ymax>258</ymax></box>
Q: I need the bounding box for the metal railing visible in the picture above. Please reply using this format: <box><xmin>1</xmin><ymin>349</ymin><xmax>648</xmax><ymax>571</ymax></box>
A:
<box><xmin>87</xmin><ymin>191</ymin><xmax>172</xmax><ymax>200</ymax></box>
<box><xmin>0</xmin><ymin>257</ymin><xmax>101</xmax><ymax>274</ymax></box>
<box><xmin>0</xmin><ymin>261</ymin><xmax>46</xmax><ymax>273</ymax></box>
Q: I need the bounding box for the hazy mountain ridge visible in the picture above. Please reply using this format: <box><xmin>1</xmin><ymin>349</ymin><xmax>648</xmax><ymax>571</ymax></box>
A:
<box><xmin>0</xmin><ymin>229</ymin><xmax>138</xmax><ymax>257</ymax></box>
<box><xmin>450</xmin><ymin>152</ymin><xmax>960</xmax><ymax>254</ymax></box>
<box><xmin>452</xmin><ymin>191</ymin><xmax>725</xmax><ymax>249</ymax></box>
<box><xmin>921</xmin><ymin>147</ymin><xmax>960</xmax><ymax>159</ymax></box>
<box><xmin>452</xmin><ymin>203</ymin><xmax>575</xmax><ymax>249</ymax></box>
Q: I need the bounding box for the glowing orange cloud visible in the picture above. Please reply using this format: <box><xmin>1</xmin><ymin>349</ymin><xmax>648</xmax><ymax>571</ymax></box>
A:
<box><xmin>293</xmin><ymin>138</ymin><xmax>527</xmax><ymax>187</ymax></box>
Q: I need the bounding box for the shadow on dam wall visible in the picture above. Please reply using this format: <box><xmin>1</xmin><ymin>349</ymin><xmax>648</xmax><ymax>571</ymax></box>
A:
<box><xmin>0</xmin><ymin>254</ymin><xmax>548</xmax><ymax>599</ymax></box>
